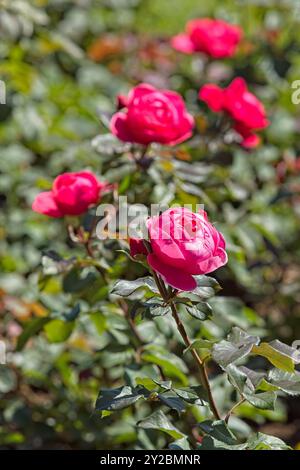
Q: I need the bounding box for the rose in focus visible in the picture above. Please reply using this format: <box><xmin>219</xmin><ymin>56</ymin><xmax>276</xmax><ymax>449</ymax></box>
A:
<box><xmin>171</xmin><ymin>18</ymin><xmax>242</xmax><ymax>58</ymax></box>
<box><xmin>110</xmin><ymin>83</ymin><xmax>194</xmax><ymax>146</ymax></box>
<box><xmin>32</xmin><ymin>171</ymin><xmax>108</xmax><ymax>217</ymax></box>
<box><xmin>130</xmin><ymin>207</ymin><xmax>227</xmax><ymax>291</ymax></box>
<box><xmin>199</xmin><ymin>77</ymin><xmax>269</xmax><ymax>148</ymax></box>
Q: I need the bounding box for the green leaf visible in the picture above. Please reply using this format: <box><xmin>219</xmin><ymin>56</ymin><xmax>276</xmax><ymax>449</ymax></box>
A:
<box><xmin>153</xmin><ymin>379</ymin><xmax>173</xmax><ymax>390</ymax></box>
<box><xmin>208</xmin><ymin>297</ymin><xmax>261</xmax><ymax>328</ymax></box>
<box><xmin>60</xmin><ymin>303</ymin><xmax>81</xmax><ymax>322</ymax></box>
<box><xmin>186</xmin><ymin>301</ymin><xmax>212</xmax><ymax>321</ymax></box>
<box><xmin>124</xmin><ymin>366</ymin><xmax>171</xmax><ymax>391</ymax></box>
<box><xmin>142</xmin><ymin>346</ymin><xmax>188</xmax><ymax>385</ymax></box>
<box><xmin>199</xmin><ymin>427</ymin><xmax>291</xmax><ymax>450</ymax></box>
<box><xmin>101</xmin><ymin>346</ymin><xmax>135</xmax><ymax>368</ymax></box>
<box><xmin>169</xmin><ymin>437</ymin><xmax>191</xmax><ymax>450</ymax></box>
<box><xmin>267</xmin><ymin>369</ymin><xmax>300</xmax><ymax>396</ymax></box>
<box><xmin>143</xmin><ymin>300</ymin><xmax>170</xmax><ymax>318</ymax></box>
<box><xmin>199</xmin><ymin>436</ymin><xmax>246</xmax><ymax>450</ymax></box>
<box><xmin>134</xmin><ymin>377</ymin><xmax>157</xmax><ymax>391</ymax></box>
<box><xmin>174</xmin><ymin>386</ymin><xmax>208</xmax><ymax>406</ymax></box>
<box><xmin>0</xmin><ymin>366</ymin><xmax>17</xmax><ymax>393</ymax></box>
<box><xmin>246</xmin><ymin>432</ymin><xmax>291</xmax><ymax>450</ymax></box>
<box><xmin>147</xmin><ymin>305</ymin><xmax>170</xmax><ymax>317</ymax></box>
<box><xmin>226</xmin><ymin>364</ymin><xmax>248</xmax><ymax>394</ymax></box>
<box><xmin>41</xmin><ymin>250</ymin><xmax>75</xmax><ymax>275</ymax></box>
<box><xmin>96</xmin><ymin>109</ymin><xmax>111</xmax><ymax>129</ymax></box>
<box><xmin>252</xmin><ymin>340</ymin><xmax>300</xmax><ymax>373</ymax></box>
<box><xmin>138</xmin><ymin>410</ymin><xmax>185</xmax><ymax>439</ymax></box>
<box><xmin>192</xmin><ymin>275</ymin><xmax>221</xmax><ymax>299</ymax></box>
<box><xmin>116</xmin><ymin>249</ymin><xmax>135</xmax><ymax>261</ymax></box>
<box><xmin>91</xmin><ymin>134</ymin><xmax>131</xmax><ymax>155</ymax></box>
<box><xmin>177</xmin><ymin>276</ymin><xmax>221</xmax><ymax>305</ymax></box>
<box><xmin>157</xmin><ymin>392</ymin><xmax>186</xmax><ymax>412</ymax></box>
<box><xmin>239</xmin><ymin>366</ymin><xmax>266</xmax><ymax>389</ymax></box>
<box><xmin>243</xmin><ymin>391</ymin><xmax>276</xmax><ymax>410</ymax></box>
<box><xmin>225</xmin><ymin>364</ymin><xmax>285</xmax><ymax>411</ymax></box>
<box><xmin>178</xmin><ymin>277</ymin><xmax>221</xmax><ymax>304</ymax></box>
<box><xmin>44</xmin><ymin>319</ymin><xmax>74</xmax><ymax>343</ymax></box>
<box><xmin>212</xmin><ymin>327</ymin><xmax>259</xmax><ymax>368</ymax></box>
<box><xmin>63</xmin><ymin>268</ymin><xmax>97</xmax><ymax>294</ymax></box>
<box><xmin>198</xmin><ymin>420</ymin><xmax>238</xmax><ymax>446</ymax></box>
<box><xmin>111</xmin><ymin>277</ymin><xmax>159</xmax><ymax>297</ymax></box>
<box><xmin>16</xmin><ymin>317</ymin><xmax>51</xmax><ymax>351</ymax></box>
<box><xmin>96</xmin><ymin>386</ymin><xmax>148</xmax><ymax>412</ymax></box>
<box><xmin>142</xmin><ymin>353</ymin><xmax>188</xmax><ymax>385</ymax></box>
<box><xmin>183</xmin><ymin>338</ymin><xmax>216</xmax><ymax>355</ymax></box>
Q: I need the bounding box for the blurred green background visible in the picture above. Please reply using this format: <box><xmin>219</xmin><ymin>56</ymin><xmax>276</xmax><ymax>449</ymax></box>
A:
<box><xmin>0</xmin><ymin>0</ymin><xmax>300</xmax><ymax>449</ymax></box>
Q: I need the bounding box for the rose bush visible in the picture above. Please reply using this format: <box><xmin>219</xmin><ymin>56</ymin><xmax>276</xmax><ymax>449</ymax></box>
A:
<box><xmin>171</xmin><ymin>18</ymin><xmax>242</xmax><ymax>58</ymax></box>
<box><xmin>110</xmin><ymin>83</ymin><xmax>194</xmax><ymax>146</ymax></box>
<box><xmin>1</xmin><ymin>0</ymin><xmax>300</xmax><ymax>453</ymax></box>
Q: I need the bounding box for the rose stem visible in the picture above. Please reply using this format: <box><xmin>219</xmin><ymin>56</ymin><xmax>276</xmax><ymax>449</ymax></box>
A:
<box><xmin>152</xmin><ymin>272</ymin><xmax>221</xmax><ymax>421</ymax></box>
<box><xmin>169</xmin><ymin>302</ymin><xmax>221</xmax><ymax>420</ymax></box>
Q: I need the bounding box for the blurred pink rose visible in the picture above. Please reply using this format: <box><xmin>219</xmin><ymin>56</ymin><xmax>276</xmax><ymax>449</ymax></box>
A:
<box><xmin>110</xmin><ymin>83</ymin><xmax>194</xmax><ymax>146</ymax></box>
<box><xmin>130</xmin><ymin>207</ymin><xmax>227</xmax><ymax>291</ymax></box>
<box><xmin>199</xmin><ymin>77</ymin><xmax>269</xmax><ymax>148</ymax></box>
<box><xmin>171</xmin><ymin>18</ymin><xmax>242</xmax><ymax>58</ymax></box>
<box><xmin>32</xmin><ymin>171</ymin><xmax>107</xmax><ymax>218</ymax></box>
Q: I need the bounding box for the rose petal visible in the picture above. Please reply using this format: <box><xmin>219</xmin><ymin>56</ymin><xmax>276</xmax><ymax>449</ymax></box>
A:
<box><xmin>127</xmin><ymin>83</ymin><xmax>156</xmax><ymax>105</ymax></box>
<box><xmin>224</xmin><ymin>78</ymin><xmax>268</xmax><ymax>130</ymax></box>
<box><xmin>32</xmin><ymin>191</ymin><xmax>63</xmax><ymax>218</ymax></box>
<box><xmin>241</xmin><ymin>133</ymin><xmax>260</xmax><ymax>148</ymax></box>
<box><xmin>199</xmin><ymin>84</ymin><xmax>224</xmax><ymax>112</ymax></box>
<box><xmin>225</xmin><ymin>77</ymin><xmax>248</xmax><ymax>99</ymax></box>
<box><xmin>110</xmin><ymin>112</ymin><xmax>135</xmax><ymax>143</ymax></box>
<box><xmin>117</xmin><ymin>94</ymin><xmax>128</xmax><ymax>109</ymax></box>
<box><xmin>196</xmin><ymin>248</ymin><xmax>228</xmax><ymax>274</ymax></box>
<box><xmin>171</xmin><ymin>33</ymin><xmax>195</xmax><ymax>54</ymax></box>
<box><xmin>147</xmin><ymin>253</ymin><xmax>197</xmax><ymax>292</ymax></box>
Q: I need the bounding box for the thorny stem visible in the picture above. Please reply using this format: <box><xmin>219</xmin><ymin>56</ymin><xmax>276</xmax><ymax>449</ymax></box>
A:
<box><xmin>170</xmin><ymin>302</ymin><xmax>221</xmax><ymax>420</ymax></box>
<box><xmin>153</xmin><ymin>272</ymin><xmax>221</xmax><ymax>421</ymax></box>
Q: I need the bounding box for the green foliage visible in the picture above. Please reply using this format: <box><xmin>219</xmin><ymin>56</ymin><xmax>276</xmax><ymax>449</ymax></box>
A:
<box><xmin>198</xmin><ymin>420</ymin><xmax>291</xmax><ymax>450</ymax></box>
<box><xmin>0</xmin><ymin>0</ymin><xmax>300</xmax><ymax>452</ymax></box>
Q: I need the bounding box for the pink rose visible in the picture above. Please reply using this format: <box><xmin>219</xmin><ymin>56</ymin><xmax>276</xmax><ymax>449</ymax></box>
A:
<box><xmin>110</xmin><ymin>83</ymin><xmax>194</xmax><ymax>146</ymax></box>
<box><xmin>199</xmin><ymin>78</ymin><xmax>269</xmax><ymax>148</ymax></box>
<box><xmin>130</xmin><ymin>207</ymin><xmax>227</xmax><ymax>291</ymax></box>
<box><xmin>171</xmin><ymin>18</ymin><xmax>242</xmax><ymax>58</ymax></box>
<box><xmin>32</xmin><ymin>171</ymin><xmax>107</xmax><ymax>218</ymax></box>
